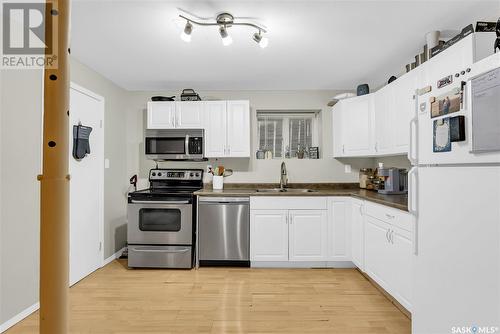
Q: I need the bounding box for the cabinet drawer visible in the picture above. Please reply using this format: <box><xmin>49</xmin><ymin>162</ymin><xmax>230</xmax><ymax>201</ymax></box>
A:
<box><xmin>251</xmin><ymin>197</ymin><xmax>327</xmax><ymax>210</ymax></box>
<box><xmin>364</xmin><ymin>201</ymin><xmax>412</xmax><ymax>232</ymax></box>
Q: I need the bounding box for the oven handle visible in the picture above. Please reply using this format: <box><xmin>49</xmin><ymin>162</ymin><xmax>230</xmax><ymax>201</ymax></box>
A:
<box><xmin>131</xmin><ymin>247</ymin><xmax>190</xmax><ymax>254</ymax></box>
<box><xmin>130</xmin><ymin>200</ymin><xmax>190</xmax><ymax>204</ymax></box>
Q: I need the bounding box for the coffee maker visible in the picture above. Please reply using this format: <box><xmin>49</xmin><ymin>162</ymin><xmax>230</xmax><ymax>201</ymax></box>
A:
<box><xmin>378</xmin><ymin>168</ymin><xmax>408</xmax><ymax>195</ymax></box>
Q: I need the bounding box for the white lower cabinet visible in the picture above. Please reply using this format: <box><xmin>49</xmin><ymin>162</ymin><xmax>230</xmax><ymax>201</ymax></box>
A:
<box><xmin>327</xmin><ymin>197</ymin><xmax>351</xmax><ymax>261</ymax></box>
<box><xmin>362</xmin><ymin>202</ymin><xmax>413</xmax><ymax>311</ymax></box>
<box><xmin>289</xmin><ymin>210</ymin><xmax>328</xmax><ymax>261</ymax></box>
<box><xmin>350</xmin><ymin>198</ymin><xmax>364</xmax><ymax>270</ymax></box>
<box><xmin>250</xmin><ymin>210</ymin><xmax>289</xmax><ymax>262</ymax></box>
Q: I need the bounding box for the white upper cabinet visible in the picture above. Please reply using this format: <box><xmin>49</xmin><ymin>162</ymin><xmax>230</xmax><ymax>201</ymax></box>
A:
<box><xmin>226</xmin><ymin>100</ymin><xmax>250</xmax><ymax>157</ymax></box>
<box><xmin>204</xmin><ymin>100</ymin><xmax>250</xmax><ymax>158</ymax></box>
<box><xmin>289</xmin><ymin>210</ymin><xmax>328</xmax><ymax>261</ymax></box>
<box><xmin>374</xmin><ymin>85</ymin><xmax>395</xmax><ymax>155</ymax></box>
<box><xmin>175</xmin><ymin>102</ymin><xmax>204</xmax><ymax>129</ymax></box>
<box><xmin>203</xmin><ymin>101</ymin><xmax>227</xmax><ymax>158</ymax></box>
<box><xmin>147</xmin><ymin>101</ymin><xmax>176</xmax><ymax>129</ymax></box>
<box><xmin>335</xmin><ymin>94</ymin><xmax>375</xmax><ymax>157</ymax></box>
<box><xmin>392</xmin><ymin>70</ymin><xmax>418</xmax><ymax>153</ymax></box>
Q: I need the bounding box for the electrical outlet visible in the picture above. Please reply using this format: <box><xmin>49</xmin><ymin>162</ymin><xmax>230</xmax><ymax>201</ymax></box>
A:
<box><xmin>344</xmin><ymin>164</ymin><xmax>352</xmax><ymax>173</ymax></box>
<box><xmin>206</xmin><ymin>165</ymin><xmax>212</xmax><ymax>173</ymax></box>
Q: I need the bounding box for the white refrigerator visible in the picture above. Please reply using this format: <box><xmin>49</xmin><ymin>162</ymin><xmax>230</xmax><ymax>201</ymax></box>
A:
<box><xmin>410</xmin><ymin>53</ymin><xmax>500</xmax><ymax>334</ymax></box>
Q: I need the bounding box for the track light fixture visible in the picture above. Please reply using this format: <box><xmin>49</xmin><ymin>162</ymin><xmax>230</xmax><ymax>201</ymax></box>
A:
<box><xmin>179</xmin><ymin>11</ymin><xmax>268</xmax><ymax>47</ymax></box>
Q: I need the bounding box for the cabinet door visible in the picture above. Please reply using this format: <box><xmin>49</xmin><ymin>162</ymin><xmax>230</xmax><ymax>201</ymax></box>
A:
<box><xmin>226</xmin><ymin>100</ymin><xmax>250</xmax><ymax>157</ymax></box>
<box><xmin>332</xmin><ymin>102</ymin><xmax>344</xmax><ymax>157</ymax></box>
<box><xmin>250</xmin><ymin>210</ymin><xmax>289</xmax><ymax>262</ymax></box>
<box><xmin>203</xmin><ymin>101</ymin><xmax>227</xmax><ymax>158</ymax></box>
<box><xmin>351</xmin><ymin>199</ymin><xmax>364</xmax><ymax>270</ymax></box>
<box><xmin>391</xmin><ymin>226</ymin><xmax>413</xmax><ymax>311</ymax></box>
<box><xmin>374</xmin><ymin>86</ymin><xmax>394</xmax><ymax>155</ymax></box>
<box><xmin>289</xmin><ymin>210</ymin><xmax>328</xmax><ymax>261</ymax></box>
<box><xmin>342</xmin><ymin>95</ymin><xmax>375</xmax><ymax>156</ymax></box>
<box><xmin>364</xmin><ymin>216</ymin><xmax>392</xmax><ymax>292</ymax></box>
<box><xmin>175</xmin><ymin>102</ymin><xmax>204</xmax><ymax>129</ymax></box>
<box><xmin>392</xmin><ymin>71</ymin><xmax>417</xmax><ymax>153</ymax></box>
<box><xmin>327</xmin><ymin>197</ymin><xmax>351</xmax><ymax>261</ymax></box>
<box><xmin>147</xmin><ymin>102</ymin><xmax>176</xmax><ymax>129</ymax></box>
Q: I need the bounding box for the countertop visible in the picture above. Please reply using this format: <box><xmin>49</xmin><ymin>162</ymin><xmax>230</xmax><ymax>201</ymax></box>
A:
<box><xmin>194</xmin><ymin>183</ymin><xmax>408</xmax><ymax>212</ymax></box>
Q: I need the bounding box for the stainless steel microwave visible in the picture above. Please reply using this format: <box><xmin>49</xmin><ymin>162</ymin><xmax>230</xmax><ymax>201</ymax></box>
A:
<box><xmin>145</xmin><ymin>129</ymin><xmax>204</xmax><ymax>161</ymax></box>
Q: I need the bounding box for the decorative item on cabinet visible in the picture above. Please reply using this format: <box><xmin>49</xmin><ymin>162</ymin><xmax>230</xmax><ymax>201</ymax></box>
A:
<box><xmin>256</xmin><ymin>150</ymin><xmax>265</xmax><ymax>159</ymax></box>
<box><xmin>388</xmin><ymin>76</ymin><xmax>397</xmax><ymax>84</ymax></box>
<box><xmin>357</xmin><ymin>84</ymin><xmax>370</xmax><ymax>96</ymax></box>
<box><xmin>430</xmin><ymin>24</ymin><xmax>474</xmax><ymax>58</ymax></box>
<box><xmin>180</xmin><ymin>89</ymin><xmax>201</xmax><ymax>101</ymax></box>
<box><xmin>475</xmin><ymin>21</ymin><xmax>497</xmax><ymax>32</ymax></box>
<box><xmin>151</xmin><ymin>96</ymin><xmax>175</xmax><ymax>101</ymax></box>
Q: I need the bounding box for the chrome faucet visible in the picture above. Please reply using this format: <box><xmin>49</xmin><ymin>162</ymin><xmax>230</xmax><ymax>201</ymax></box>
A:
<box><xmin>280</xmin><ymin>161</ymin><xmax>288</xmax><ymax>190</ymax></box>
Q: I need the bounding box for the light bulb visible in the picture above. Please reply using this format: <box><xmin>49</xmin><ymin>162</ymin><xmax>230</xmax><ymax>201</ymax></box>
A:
<box><xmin>180</xmin><ymin>21</ymin><xmax>192</xmax><ymax>43</ymax></box>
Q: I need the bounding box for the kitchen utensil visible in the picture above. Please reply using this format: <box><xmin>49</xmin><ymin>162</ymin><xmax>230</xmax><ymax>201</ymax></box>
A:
<box><xmin>359</xmin><ymin>168</ymin><xmax>373</xmax><ymax>189</ymax></box>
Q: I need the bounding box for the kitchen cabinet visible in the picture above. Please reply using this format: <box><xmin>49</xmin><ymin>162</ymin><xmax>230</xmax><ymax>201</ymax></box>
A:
<box><xmin>175</xmin><ymin>101</ymin><xmax>204</xmax><ymax>129</ymax></box>
<box><xmin>327</xmin><ymin>197</ymin><xmax>351</xmax><ymax>261</ymax></box>
<box><xmin>250</xmin><ymin>210</ymin><xmax>289</xmax><ymax>262</ymax></box>
<box><xmin>332</xmin><ymin>94</ymin><xmax>375</xmax><ymax>157</ymax></box>
<box><xmin>226</xmin><ymin>100</ymin><xmax>251</xmax><ymax>157</ymax></box>
<box><xmin>374</xmin><ymin>85</ymin><xmax>395</xmax><ymax>155</ymax></box>
<box><xmin>147</xmin><ymin>101</ymin><xmax>176</xmax><ymax>129</ymax></box>
<box><xmin>350</xmin><ymin>198</ymin><xmax>364</xmax><ymax>270</ymax></box>
<box><xmin>289</xmin><ymin>210</ymin><xmax>328</xmax><ymax>261</ymax></box>
<box><xmin>204</xmin><ymin>100</ymin><xmax>250</xmax><ymax>158</ymax></box>
<box><xmin>392</xmin><ymin>70</ymin><xmax>418</xmax><ymax>153</ymax></box>
<box><xmin>203</xmin><ymin>101</ymin><xmax>227</xmax><ymax>157</ymax></box>
<box><xmin>363</xmin><ymin>202</ymin><xmax>413</xmax><ymax>311</ymax></box>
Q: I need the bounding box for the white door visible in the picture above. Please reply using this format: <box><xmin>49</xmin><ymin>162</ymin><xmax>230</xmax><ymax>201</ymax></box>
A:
<box><xmin>69</xmin><ymin>83</ymin><xmax>104</xmax><ymax>286</ymax></box>
<box><xmin>327</xmin><ymin>197</ymin><xmax>350</xmax><ymax>261</ymax></box>
<box><xmin>350</xmin><ymin>199</ymin><xmax>364</xmax><ymax>270</ymax></box>
<box><xmin>204</xmin><ymin>101</ymin><xmax>227</xmax><ymax>158</ymax></box>
<box><xmin>289</xmin><ymin>210</ymin><xmax>328</xmax><ymax>261</ymax></box>
<box><xmin>374</xmin><ymin>86</ymin><xmax>394</xmax><ymax>155</ymax></box>
<box><xmin>391</xmin><ymin>226</ymin><xmax>413</xmax><ymax>311</ymax></box>
<box><xmin>392</xmin><ymin>70</ymin><xmax>417</xmax><ymax>153</ymax></box>
<box><xmin>175</xmin><ymin>101</ymin><xmax>204</xmax><ymax>129</ymax></box>
<box><xmin>343</xmin><ymin>95</ymin><xmax>375</xmax><ymax>156</ymax></box>
<box><xmin>226</xmin><ymin>100</ymin><xmax>250</xmax><ymax>157</ymax></box>
<box><xmin>147</xmin><ymin>101</ymin><xmax>176</xmax><ymax>129</ymax></box>
<box><xmin>364</xmin><ymin>215</ymin><xmax>392</xmax><ymax>291</ymax></box>
<box><xmin>250</xmin><ymin>210</ymin><xmax>288</xmax><ymax>262</ymax></box>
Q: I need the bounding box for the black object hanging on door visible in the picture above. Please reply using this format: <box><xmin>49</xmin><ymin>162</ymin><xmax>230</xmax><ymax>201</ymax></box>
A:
<box><xmin>72</xmin><ymin>124</ymin><xmax>93</xmax><ymax>160</ymax></box>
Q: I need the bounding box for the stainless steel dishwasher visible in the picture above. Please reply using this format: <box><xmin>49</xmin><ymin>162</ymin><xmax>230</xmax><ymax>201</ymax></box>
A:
<box><xmin>198</xmin><ymin>197</ymin><xmax>250</xmax><ymax>266</ymax></box>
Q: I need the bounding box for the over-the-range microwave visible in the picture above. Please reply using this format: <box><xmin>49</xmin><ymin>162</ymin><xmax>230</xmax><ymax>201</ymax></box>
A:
<box><xmin>145</xmin><ymin>129</ymin><xmax>205</xmax><ymax>161</ymax></box>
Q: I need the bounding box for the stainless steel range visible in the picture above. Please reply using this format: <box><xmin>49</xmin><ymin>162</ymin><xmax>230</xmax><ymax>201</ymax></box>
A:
<box><xmin>127</xmin><ymin>168</ymin><xmax>203</xmax><ymax>268</ymax></box>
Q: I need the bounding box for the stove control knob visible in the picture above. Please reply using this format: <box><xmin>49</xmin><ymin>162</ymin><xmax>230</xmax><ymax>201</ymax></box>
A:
<box><xmin>466</xmin><ymin>68</ymin><xmax>471</xmax><ymax>73</ymax></box>
<box><xmin>195</xmin><ymin>173</ymin><xmax>200</xmax><ymax>177</ymax></box>
<box><xmin>455</xmin><ymin>73</ymin><xmax>460</xmax><ymax>78</ymax></box>
<box><xmin>152</xmin><ymin>172</ymin><xmax>156</xmax><ymax>176</ymax></box>
<box><xmin>460</xmin><ymin>70</ymin><xmax>465</xmax><ymax>75</ymax></box>
<box><xmin>157</xmin><ymin>172</ymin><xmax>162</xmax><ymax>177</ymax></box>
<box><xmin>190</xmin><ymin>173</ymin><xmax>194</xmax><ymax>177</ymax></box>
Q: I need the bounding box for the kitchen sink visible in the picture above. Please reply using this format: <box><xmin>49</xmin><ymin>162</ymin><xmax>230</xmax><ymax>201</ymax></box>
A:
<box><xmin>255</xmin><ymin>188</ymin><xmax>317</xmax><ymax>193</ymax></box>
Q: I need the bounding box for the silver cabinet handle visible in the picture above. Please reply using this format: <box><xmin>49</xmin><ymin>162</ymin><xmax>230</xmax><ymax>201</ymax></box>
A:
<box><xmin>131</xmin><ymin>247</ymin><xmax>189</xmax><ymax>254</ymax></box>
<box><xmin>342</xmin><ymin>144</ymin><xmax>345</xmax><ymax>154</ymax></box>
<box><xmin>386</xmin><ymin>229</ymin><xmax>390</xmax><ymax>243</ymax></box>
<box><xmin>389</xmin><ymin>230</ymin><xmax>394</xmax><ymax>244</ymax></box>
<box><xmin>385</xmin><ymin>213</ymin><xmax>395</xmax><ymax>219</ymax></box>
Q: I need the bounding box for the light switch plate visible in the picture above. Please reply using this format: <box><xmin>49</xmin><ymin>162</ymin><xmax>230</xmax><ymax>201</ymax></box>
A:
<box><xmin>344</xmin><ymin>164</ymin><xmax>352</xmax><ymax>173</ymax></box>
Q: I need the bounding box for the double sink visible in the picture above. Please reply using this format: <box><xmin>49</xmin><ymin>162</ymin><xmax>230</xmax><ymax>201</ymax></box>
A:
<box><xmin>256</xmin><ymin>188</ymin><xmax>317</xmax><ymax>193</ymax></box>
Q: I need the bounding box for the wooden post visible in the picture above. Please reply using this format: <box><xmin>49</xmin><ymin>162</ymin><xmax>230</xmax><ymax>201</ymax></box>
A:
<box><xmin>39</xmin><ymin>0</ymin><xmax>70</xmax><ymax>333</ymax></box>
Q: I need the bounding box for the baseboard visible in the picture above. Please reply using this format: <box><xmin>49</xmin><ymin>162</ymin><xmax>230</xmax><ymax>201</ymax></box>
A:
<box><xmin>251</xmin><ymin>261</ymin><xmax>355</xmax><ymax>268</ymax></box>
<box><xmin>102</xmin><ymin>247</ymin><xmax>125</xmax><ymax>267</ymax></box>
<box><xmin>0</xmin><ymin>302</ymin><xmax>39</xmax><ymax>333</ymax></box>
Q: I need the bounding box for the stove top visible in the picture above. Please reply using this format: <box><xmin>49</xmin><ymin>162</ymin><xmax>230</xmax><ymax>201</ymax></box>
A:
<box><xmin>128</xmin><ymin>168</ymin><xmax>204</xmax><ymax>202</ymax></box>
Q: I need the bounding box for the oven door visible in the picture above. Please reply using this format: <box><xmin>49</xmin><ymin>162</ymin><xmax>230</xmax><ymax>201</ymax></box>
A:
<box><xmin>127</xmin><ymin>200</ymin><xmax>192</xmax><ymax>245</ymax></box>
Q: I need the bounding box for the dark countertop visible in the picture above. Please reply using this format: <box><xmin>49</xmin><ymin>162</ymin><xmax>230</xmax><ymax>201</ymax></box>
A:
<box><xmin>194</xmin><ymin>183</ymin><xmax>408</xmax><ymax>212</ymax></box>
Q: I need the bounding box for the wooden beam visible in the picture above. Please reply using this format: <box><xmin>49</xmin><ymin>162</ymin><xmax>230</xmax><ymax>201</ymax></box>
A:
<box><xmin>39</xmin><ymin>0</ymin><xmax>70</xmax><ymax>333</ymax></box>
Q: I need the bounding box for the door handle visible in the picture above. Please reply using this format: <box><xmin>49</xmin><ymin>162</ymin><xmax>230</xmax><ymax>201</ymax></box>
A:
<box><xmin>408</xmin><ymin>167</ymin><xmax>419</xmax><ymax>255</ymax></box>
<box><xmin>389</xmin><ymin>230</ymin><xmax>394</xmax><ymax>244</ymax></box>
<box><xmin>386</xmin><ymin>229</ymin><xmax>390</xmax><ymax>243</ymax></box>
<box><xmin>132</xmin><ymin>247</ymin><xmax>189</xmax><ymax>254</ymax></box>
<box><xmin>408</xmin><ymin>117</ymin><xmax>418</xmax><ymax>165</ymax></box>
<box><xmin>385</xmin><ymin>213</ymin><xmax>395</xmax><ymax>219</ymax></box>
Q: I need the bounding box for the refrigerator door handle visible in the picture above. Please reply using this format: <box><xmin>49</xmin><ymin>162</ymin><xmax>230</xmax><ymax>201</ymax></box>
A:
<box><xmin>408</xmin><ymin>167</ymin><xmax>419</xmax><ymax>255</ymax></box>
<box><xmin>408</xmin><ymin>90</ymin><xmax>419</xmax><ymax>165</ymax></box>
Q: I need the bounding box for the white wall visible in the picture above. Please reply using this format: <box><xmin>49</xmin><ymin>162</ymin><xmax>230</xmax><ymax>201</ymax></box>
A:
<box><xmin>127</xmin><ymin>90</ymin><xmax>373</xmax><ymax>184</ymax></box>
<box><xmin>0</xmin><ymin>69</ymin><xmax>43</xmax><ymax>325</ymax></box>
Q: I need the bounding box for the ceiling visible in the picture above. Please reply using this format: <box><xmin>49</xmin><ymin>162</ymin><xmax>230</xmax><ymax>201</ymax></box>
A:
<box><xmin>71</xmin><ymin>0</ymin><xmax>500</xmax><ymax>91</ymax></box>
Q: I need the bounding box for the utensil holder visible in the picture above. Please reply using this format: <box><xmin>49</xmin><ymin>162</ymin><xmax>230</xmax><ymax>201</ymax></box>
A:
<box><xmin>213</xmin><ymin>176</ymin><xmax>224</xmax><ymax>190</ymax></box>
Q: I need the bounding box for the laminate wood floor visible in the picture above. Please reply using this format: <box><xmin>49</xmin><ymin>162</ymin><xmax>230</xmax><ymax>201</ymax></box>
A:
<box><xmin>6</xmin><ymin>260</ymin><xmax>410</xmax><ymax>334</ymax></box>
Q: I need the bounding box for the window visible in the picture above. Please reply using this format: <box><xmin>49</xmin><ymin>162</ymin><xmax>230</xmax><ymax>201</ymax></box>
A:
<box><xmin>257</xmin><ymin>110</ymin><xmax>320</xmax><ymax>159</ymax></box>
